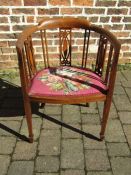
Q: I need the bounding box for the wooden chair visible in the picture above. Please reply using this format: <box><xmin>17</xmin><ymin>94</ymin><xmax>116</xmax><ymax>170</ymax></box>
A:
<box><xmin>16</xmin><ymin>18</ymin><xmax>121</xmax><ymax>143</ymax></box>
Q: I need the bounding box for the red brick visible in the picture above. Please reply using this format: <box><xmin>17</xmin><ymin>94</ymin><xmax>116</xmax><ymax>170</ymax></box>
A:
<box><xmin>74</xmin><ymin>32</ymin><xmax>84</xmax><ymax>38</ymax></box>
<box><xmin>123</xmin><ymin>52</ymin><xmax>131</xmax><ymax>57</ymax></box>
<box><xmin>88</xmin><ymin>17</ymin><xmax>99</xmax><ymax>23</ymax></box>
<box><xmin>1</xmin><ymin>48</ymin><xmax>14</xmax><ymax>54</ymax></box>
<box><xmin>24</xmin><ymin>0</ymin><xmax>46</xmax><ymax>6</ymax></box>
<box><xmin>0</xmin><ymin>26</ymin><xmax>10</xmax><ymax>32</ymax></box>
<box><xmin>96</xmin><ymin>0</ymin><xmax>116</xmax><ymax>6</ymax></box>
<box><xmin>61</xmin><ymin>8</ymin><xmax>82</xmax><ymax>15</ymax></box>
<box><xmin>38</xmin><ymin>8</ymin><xmax>59</xmax><ymax>15</ymax></box>
<box><xmin>0</xmin><ymin>55</ymin><xmax>10</xmax><ymax>61</ymax></box>
<box><xmin>104</xmin><ymin>24</ymin><xmax>123</xmax><ymax>30</ymax></box>
<box><xmin>121</xmin><ymin>45</ymin><xmax>130</xmax><ymax>51</ymax></box>
<box><xmin>111</xmin><ymin>16</ymin><xmax>122</xmax><ymax>22</ymax></box>
<box><xmin>113</xmin><ymin>31</ymin><xmax>130</xmax><ymax>37</ymax></box>
<box><xmin>0</xmin><ymin>41</ymin><xmax>8</xmax><ymax>47</ymax></box>
<box><xmin>0</xmin><ymin>17</ymin><xmax>8</xmax><ymax>23</ymax></box>
<box><xmin>36</xmin><ymin>47</ymin><xmax>57</xmax><ymax>53</ymax></box>
<box><xmin>48</xmin><ymin>46</ymin><xmax>58</xmax><ymax>53</ymax></box>
<box><xmin>8</xmin><ymin>41</ymin><xmax>16</xmax><ymax>47</ymax></box>
<box><xmin>0</xmin><ymin>9</ymin><xmax>9</xmax><ymax>15</ymax></box>
<box><xmin>0</xmin><ymin>61</ymin><xmax>17</xmax><ymax>69</ymax></box>
<box><xmin>118</xmin><ymin>1</ymin><xmax>131</xmax><ymax>6</ymax></box>
<box><xmin>10</xmin><ymin>16</ymin><xmax>20</xmax><ymax>23</ymax></box>
<box><xmin>49</xmin><ymin>0</ymin><xmax>70</xmax><ymax>6</ymax></box>
<box><xmin>34</xmin><ymin>54</ymin><xmax>42</xmax><ymax>60</ymax></box>
<box><xmin>13</xmin><ymin>25</ymin><xmax>31</xmax><ymax>31</ymax></box>
<box><xmin>73</xmin><ymin>0</ymin><xmax>93</xmax><ymax>6</ymax></box>
<box><xmin>26</xmin><ymin>16</ymin><xmax>35</xmax><ymax>23</ymax></box>
<box><xmin>0</xmin><ymin>0</ymin><xmax>22</xmax><ymax>6</ymax></box>
<box><xmin>107</xmin><ymin>8</ymin><xmax>128</xmax><ymax>15</ymax></box>
<box><xmin>12</xmin><ymin>8</ymin><xmax>34</xmax><ymax>15</ymax></box>
<box><xmin>85</xmin><ymin>8</ymin><xmax>105</xmax><ymax>14</ymax></box>
<box><xmin>76</xmin><ymin>39</ymin><xmax>84</xmax><ymax>45</ymax></box>
<box><xmin>78</xmin><ymin>16</ymin><xmax>87</xmax><ymax>20</ymax></box>
<box><xmin>119</xmin><ymin>39</ymin><xmax>131</xmax><ymax>44</ymax></box>
<box><xmin>0</xmin><ymin>33</ymin><xmax>15</xmax><ymax>39</ymax></box>
<box><xmin>125</xmin><ymin>24</ymin><xmax>131</xmax><ymax>30</ymax></box>
<box><xmin>100</xmin><ymin>17</ymin><xmax>110</xmax><ymax>23</ymax></box>
<box><xmin>123</xmin><ymin>17</ymin><xmax>131</xmax><ymax>22</ymax></box>
<box><xmin>37</xmin><ymin>17</ymin><xmax>50</xmax><ymax>23</ymax></box>
<box><xmin>10</xmin><ymin>55</ymin><xmax>18</xmax><ymax>60</ymax></box>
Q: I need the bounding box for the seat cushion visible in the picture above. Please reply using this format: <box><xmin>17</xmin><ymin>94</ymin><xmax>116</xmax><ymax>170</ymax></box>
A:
<box><xmin>29</xmin><ymin>66</ymin><xmax>107</xmax><ymax>97</ymax></box>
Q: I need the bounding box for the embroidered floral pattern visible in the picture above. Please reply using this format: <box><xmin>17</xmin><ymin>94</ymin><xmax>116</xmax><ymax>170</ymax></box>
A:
<box><xmin>39</xmin><ymin>67</ymin><xmax>91</xmax><ymax>95</ymax></box>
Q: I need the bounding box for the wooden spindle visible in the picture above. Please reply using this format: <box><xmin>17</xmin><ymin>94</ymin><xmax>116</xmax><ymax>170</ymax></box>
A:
<box><xmin>40</xmin><ymin>30</ymin><xmax>47</xmax><ymax>68</ymax></box>
<box><xmin>105</xmin><ymin>44</ymin><xmax>113</xmax><ymax>84</ymax></box>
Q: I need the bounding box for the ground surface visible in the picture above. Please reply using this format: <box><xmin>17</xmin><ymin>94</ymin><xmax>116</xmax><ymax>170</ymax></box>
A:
<box><xmin>0</xmin><ymin>70</ymin><xmax>131</xmax><ymax>175</ymax></box>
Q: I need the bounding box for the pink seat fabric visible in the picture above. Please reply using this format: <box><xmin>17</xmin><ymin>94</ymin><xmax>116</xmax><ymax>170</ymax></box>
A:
<box><xmin>29</xmin><ymin>66</ymin><xmax>107</xmax><ymax>97</ymax></box>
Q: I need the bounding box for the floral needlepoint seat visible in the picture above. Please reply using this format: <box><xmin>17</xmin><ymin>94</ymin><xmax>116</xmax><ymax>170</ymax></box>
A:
<box><xmin>29</xmin><ymin>66</ymin><xmax>107</xmax><ymax>98</ymax></box>
<box><xmin>16</xmin><ymin>18</ymin><xmax>121</xmax><ymax>142</ymax></box>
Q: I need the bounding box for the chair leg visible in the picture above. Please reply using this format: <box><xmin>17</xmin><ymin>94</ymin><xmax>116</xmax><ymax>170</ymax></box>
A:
<box><xmin>100</xmin><ymin>97</ymin><xmax>112</xmax><ymax>140</ymax></box>
<box><xmin>24</xmin><ymin>99</ymin><xmax>34</xmax><ymax>143</ymax></box>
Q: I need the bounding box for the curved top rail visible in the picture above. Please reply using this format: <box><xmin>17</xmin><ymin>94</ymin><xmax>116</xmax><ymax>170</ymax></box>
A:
<box><xmin>38</xmin><ymin>17</ymin><xmax>91</xmax><ymax>29</ymax></box>
<box><xmin>16</xmin><ymin>17</ymin><xmax>120</xmax><ymax>50</ymax></box>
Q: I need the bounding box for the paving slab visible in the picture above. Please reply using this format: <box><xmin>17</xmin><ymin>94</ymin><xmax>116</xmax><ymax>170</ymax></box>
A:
<box><xmin>61</xmin><ymin>170</ymin><xmax>85</xmax><ymax>175</ymax></box>
<box><xmin>42</xmin><ymin>115</ymin><xmax>61</xmax><ymax>129</ymax></box>
<box><xmin>107</xmin><ymin>142</ymin><xmax>130</xmax><ymax>156</ymax></box>
<box><xmin>97</xmin><ymin>102</ymin><xmax>118</xmax><ymax>119</ymax></box>
<box><xmin>44</xmin><ymin>105</ymin><xmax>62</xmax><ymax>115</ymax></box>
<box><xmin>62</xmin><ymin>105</ymin><xmax>81</xmax><ymax>124</ymax></box>
<box><xmin>87</xmin><ymin>172</ymin><xmax>113</xmax><ymax>175</ymax></box>
<box><xmin>36</xmin><ymin>173</ymin><xmax>59</xmax><ymax>175</ymax></box>
<box><xmin>35</xmin><ymin>156</ymin><xmax>59</xmax><ymax>173</ymax></box>
<box><xmin>114</xmin><ymin>85</ymin><xmax>125</xmax><ymax>95</ymax></box>
<box><xmin>118</xmin><ymin>111</ymin><xmax>131</xmax><ymax>124</ymax></box>
<box><xmin>62</xmin><ymin>123</ymin><xmax>82</xmax><ymax>139</ymax></box>
<box><xmin>61</xmin><ymin>139</ymin><xmax>84</xmax><ymax>169</ymax></box>
<box><xmin>111</xmin><ymin>157</ymin><xmax>131</xmax><ymax>175</ymax></box>
<box><xmin>122</xmin><ymin>70</ymin><xmax>131</xmax><ymax>81</ymax></box>
<box><xmin>105</xmin><ymin>119</ymin><xmax>126</xmax><ymax>142</ymax></box>
<box><xmin>80</xmin><ymin>102</ymin><xmax>98</xmax><ymax>114</ymax></box>
<box><xmin>115</xmin><ymin>71</ymin><xmax>126</xmax><ymax>84</ymax></box>
<box><xmin>0</xmin><ymin>137</ymin><xmax>16</xmax><ymax>154</ymax></box>
<box><xmin>38</xmin><ymin>137</ymin><xmax>60</xmax><ymax>156</ymax></box>
<box><xmin>13</xmin><ymin>141</ymin><xmax>37</xmax><ymax>160</ymax></box>
<box><xmin>125</xmin><ymin>87</ymin><xmax>131</xmax><ymax>100</ymax></box>
<box><xmin>0</xmin><ymin>120</ymin><xmax>21</xmax><ymax>136</ymax></box>
<box><xmin>81</xmin><ymin>114</ymin><xmax>100</xmax><ymax>124</ymax></box>
<box><xmin>0</xmin><ymin>155</ymin><xmax>10</xmax><ymax>175</ymax></box>
<box><xmin>85</xmin><ymin>150</ymin><xmax>110</xmax><ymax>171</ymax></box>
<box><xmin>8</xmin><ymin>161</ymin><xmax>34</xmax><ymax>175</ymax></box>
<box><xmin>20</xmin><ymin>117</ymin><xmax>42</xmax><ymax>140</ymax></box>
<box><xmin>123</xmin><ymin>125</ymin><xmax>131</xmax><ymax>148</ymax></box>
<box><xmin>82</xmin><ymin>124</ymin><xmax>106</xmax><ymax>149</ymax></box>
<box><xmin>113</xmin><ymin>94</ymin><xmax>131</xmax><ymax>111</ymax></box>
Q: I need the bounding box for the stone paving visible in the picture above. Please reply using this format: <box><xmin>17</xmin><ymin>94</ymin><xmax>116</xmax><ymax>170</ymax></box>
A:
<box><xmin>0</xmin><ymin>70</ymin><xmax>131</xmax><ymax>175</ymax></box>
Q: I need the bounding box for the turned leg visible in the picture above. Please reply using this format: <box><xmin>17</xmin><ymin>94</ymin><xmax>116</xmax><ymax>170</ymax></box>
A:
<box><xmin>100</xmin><ymin>97</ymin><xmax>112</xmax><ymax>140</ymax></box>
<box><xmin>24</xmin><ymin>98</ymin><xmax>34</xmax><ymax>143</ymax></box>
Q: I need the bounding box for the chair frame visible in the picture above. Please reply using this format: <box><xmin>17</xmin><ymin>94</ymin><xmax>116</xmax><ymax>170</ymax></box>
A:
<box><xmin>16</xmin><ymin>18</ymin><xmax>121</xmax><ymax>143</ymax></box>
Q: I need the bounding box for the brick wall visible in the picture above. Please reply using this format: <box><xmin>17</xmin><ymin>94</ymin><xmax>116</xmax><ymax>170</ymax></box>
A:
<box><xmin>0</xmin><ymin>0</ymin><xmax>131</xmax><ymax>69</ymax></box>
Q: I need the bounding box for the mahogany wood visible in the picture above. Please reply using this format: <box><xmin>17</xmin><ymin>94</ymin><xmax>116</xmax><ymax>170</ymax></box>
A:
<box><xmin>16</xmin><ymin>17</ymin><xmax>121</xmax><ymax>142</ymax></box>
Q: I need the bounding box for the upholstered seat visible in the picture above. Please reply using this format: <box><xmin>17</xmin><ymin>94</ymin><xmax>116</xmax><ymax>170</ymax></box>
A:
<box><xmin>29</xmin><ymin>66</ymin><xmax>107</xmax><ymax>98</ymax></box>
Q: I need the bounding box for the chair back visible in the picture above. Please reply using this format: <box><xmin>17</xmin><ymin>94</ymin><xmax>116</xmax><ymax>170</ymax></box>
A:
<box><xmin>16</xmin><ymin>18</ymin><xmax>121</xmax><ymax>93</ymax></box>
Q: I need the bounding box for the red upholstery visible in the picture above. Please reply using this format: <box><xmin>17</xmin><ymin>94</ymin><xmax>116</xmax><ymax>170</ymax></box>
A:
<box><xmin>29</xmin><ymin>66</ymin><xmax>107</xmax><ymax>97</ymax></box>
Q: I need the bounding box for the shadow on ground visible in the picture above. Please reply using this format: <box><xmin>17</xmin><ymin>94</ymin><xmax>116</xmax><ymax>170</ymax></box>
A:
<box><xmin>0</xmin><ymin>78</ymin><xmax>101</xmax><ymax>142</ymax></box>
